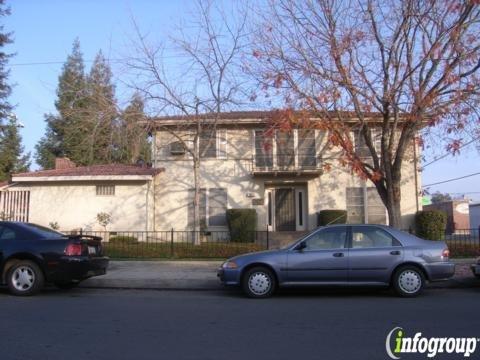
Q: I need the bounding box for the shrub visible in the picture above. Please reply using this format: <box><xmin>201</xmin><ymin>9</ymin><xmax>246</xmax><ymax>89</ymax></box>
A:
<box><xmin>317</xmin><ymin>210</ymin><xmax>347</xmax><ymax>226</ymax></box>
<box><xmin>415</xmin><ymin>210</ymin><xmax>447</xmax><ymax>240</ymax></box>
<box><xmin>226</xmin><ymin>209</ymin><xmax>257</xmax><ymax>243</ymax></box>
<box><xmin>109</xmin><ymin>235</ymin><xmax>138</xmax><ymax>244</ymax></box>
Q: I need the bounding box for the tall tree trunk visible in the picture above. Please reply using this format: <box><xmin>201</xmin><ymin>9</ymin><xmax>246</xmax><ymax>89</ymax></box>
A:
<box><xmin>386</xmin><ymin>182</ymin><xmax>402</xmax><ymax>229</ymax></box>
<box><xmin>193</xmin><ymin>113</ymin><xmax>201</xmax><ymax>246</ymax></box>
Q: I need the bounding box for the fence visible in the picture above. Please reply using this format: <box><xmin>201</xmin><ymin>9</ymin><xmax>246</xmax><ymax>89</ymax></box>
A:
<box><xmin>64</xmin><ymin>228</ymin><xmax>480</xmax><ymax>259</ymax></box>
<box><xmin>64</xmin><ymin>229</ymin><xmax>271</xmax><ymax>259</ymax></box>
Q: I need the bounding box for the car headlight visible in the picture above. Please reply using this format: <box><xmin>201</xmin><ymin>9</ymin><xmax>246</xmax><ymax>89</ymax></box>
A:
<box><xmin>222</xmin><ymin>261</ymin><xmax>238</xmax><ymax>269</ymax></box>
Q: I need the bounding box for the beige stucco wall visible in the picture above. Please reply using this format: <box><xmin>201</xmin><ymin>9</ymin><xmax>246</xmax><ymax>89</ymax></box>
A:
<box><xmin>8</xmin><ymin>180</ymin><xmax>154</xmax><ymax>231</ymax></box>
<box><xmin>153</xmin><ymin>127</ymin><xmax>422</xmax><ymax>231</ymax></box>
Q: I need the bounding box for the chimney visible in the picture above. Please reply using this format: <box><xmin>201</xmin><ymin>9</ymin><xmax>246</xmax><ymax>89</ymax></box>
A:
<box><xmin>55</xmin><ymin>157</ymin><xmax>76</xmax><ymax>170</ymax></box>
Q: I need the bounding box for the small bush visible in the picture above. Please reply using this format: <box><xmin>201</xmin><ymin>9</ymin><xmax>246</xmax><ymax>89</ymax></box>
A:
<box><xmin>317</xmin><ymin>210</ymin><xmax>347</xmax><ymax>226</ymax></box>
<box><xmin>109</xmin><ymin>235</ymin><xmax>138</xmax><ymax>244</ymax></box>
<box><xmin>415</xmin><ymin>210</ymin><xmax>447</xmax><ymax>240</ymax></box>
<box><xmin>226</xmin><ymin>209</ymin><xmax>257</xmax><ymax>243</ymax></box>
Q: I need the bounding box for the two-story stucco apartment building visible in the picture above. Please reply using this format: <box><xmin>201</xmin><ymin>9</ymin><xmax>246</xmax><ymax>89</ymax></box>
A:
<box><xmin>1</xmin><ymin>111</ymin><xmax>421</xmax><ymax>233</ymax></box>
<box><xmin>151</xmin><ymin>111</ymin><xmax>421</xmax><ymax>233</ymax></box>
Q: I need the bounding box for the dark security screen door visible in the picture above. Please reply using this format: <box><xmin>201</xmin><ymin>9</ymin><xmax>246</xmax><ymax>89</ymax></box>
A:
<box><xmin>275</xmin><ymin>188</ymin><xmax>296</xmax><ymax>231</ymax></box>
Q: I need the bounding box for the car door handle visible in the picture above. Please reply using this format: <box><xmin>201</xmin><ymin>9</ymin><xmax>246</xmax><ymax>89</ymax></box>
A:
<box><xmin>333</xmin><ymin>252</ymin><xmax>344</xmax><ymax>258</ymax></box>
<box><xmin>390</xmin><ymin>250</ymin><xmax>401</xmax><ymax>255</ymax></box>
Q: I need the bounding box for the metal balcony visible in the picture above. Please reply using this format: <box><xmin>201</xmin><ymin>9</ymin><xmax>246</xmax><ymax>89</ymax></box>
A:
<box><xmin>250</xmin><ymin>153</ymin><xmax>322</xmax><ymax>178</ymax></box>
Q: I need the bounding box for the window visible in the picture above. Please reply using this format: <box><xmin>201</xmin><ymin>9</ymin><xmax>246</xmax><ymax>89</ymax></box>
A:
<box><xmin>351</xmin><ymin>226</ymin><xmax>400</xmax><ymax>248</ymax></box>
<box><xmin>96</xmin><ymin>185</ymin><xmax>115</xmax><ymax>196</ymax></box>
<box><xmin>255</xmin><ymin>130</ymin><xmax>273</xmax><ymax>168</ymax></box>
<box><xmin>199</xmin><ymin>129</ymin><xmax>217</xmax><ymax>158</ymax></box>
<box><xmin>304</xmin><ymin>227</ymin><xmax>347</xmax><ymax>250</ymax></box>
<box><xmin>354</xmin><ymin>129</ymin><xmax>381</xmax><ymax>158</ymax></box>
<box><xmin>346</xmin><ymin>187</ymin><xmax>386</xmax><ymax>224</ymax></box>
<box><xmin>188</xmin><ymin>188</ymin><xmax>227</xmax><ymax>228</ymax></box>
<box><xmin>0</xmin><ymin>226</ymin><xmax>16</xmax><ymax>241</ymax></box>
<box><xmin>276</xmin><ymin>130</ymin><xmax>295</xmax><ymax>168</ymax></box>
<box><xmin>298</xmin><ymin>130</ymin><xmax>316</xmax><ymax>168</ymax></box>
<box><xmin>208</xmin><ymin>188</ymin><xmax>227</xmax><ymax>226</ymax></box>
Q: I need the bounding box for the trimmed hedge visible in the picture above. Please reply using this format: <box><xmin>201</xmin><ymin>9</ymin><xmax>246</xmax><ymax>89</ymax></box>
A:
<box><xmin>226</xmin><ymin>209</ymin><xmax>257</xmax><ymax>243</ymax></box>
<box><xmin>317</xmin><ymin>210</ymin><xmax>348</xmax><ymax>226</ymax></box>
<box><xmin>415</xmin><ymin>210</ymin><xmax>447</xmax><ymax>240</ymax></box>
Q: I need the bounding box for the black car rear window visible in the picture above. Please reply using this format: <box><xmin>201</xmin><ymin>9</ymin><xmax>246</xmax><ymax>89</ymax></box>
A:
<box><xmin>22</xmin><ymin>223</ymin><xmax>67</xmax><ymax>239</ymax></box>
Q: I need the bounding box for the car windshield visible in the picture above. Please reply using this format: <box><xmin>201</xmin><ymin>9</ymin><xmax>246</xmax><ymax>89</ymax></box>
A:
<box><xmin>22</xmin><ymin>223</ymin><xmax>67</xmax><ymax>239</ymax></box>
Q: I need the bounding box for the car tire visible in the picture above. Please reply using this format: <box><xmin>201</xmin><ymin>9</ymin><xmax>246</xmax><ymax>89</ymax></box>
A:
<box><xmin>54</xmin><ymin>281</ymin><xmax>80</xmax><ymax>290</ymax></box>
<box><xmin>392</xmin><ymin>265</ymin><xmax>425</xmax><ymax>297</ymax></box>
<box><xmin>242</xmin><ymin>266</ymin><xmax>276</xmax><ymax>298</ymax></box>
<box><xmin>7</xmin><ymin>260</ymin><xmax>45</xmax><ymax>296</ymax></box>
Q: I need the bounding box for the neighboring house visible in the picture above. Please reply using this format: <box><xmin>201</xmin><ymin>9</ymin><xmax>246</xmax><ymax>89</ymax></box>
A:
<box><xmin>151</xmin><ymin>111</ymin><xmax>422</xmax><ymax>233</ymax></box>
<box><xmin>2</xmin><ymin>158</ymin><xmax>162</xmax><ymax>231</ymax></box>
<box><xmin>470</xmin><ymin>202</ymin><xmax>480</xmax><ymax>231</ymax></box>
<box><xmin>424</xmin><ymin>200</ymin><xmax>470</xmax><ymax>234</ymax></box>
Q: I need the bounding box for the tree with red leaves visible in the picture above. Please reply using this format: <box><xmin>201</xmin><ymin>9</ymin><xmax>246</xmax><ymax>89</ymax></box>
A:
<box><xmin>251</xmin><ymin>0</ymin><xmax>480</xmax><ymax>228</ymax></box>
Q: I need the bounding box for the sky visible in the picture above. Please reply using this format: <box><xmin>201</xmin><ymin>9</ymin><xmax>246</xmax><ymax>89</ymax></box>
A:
<box><xmin>3</xmin><ymin>0</ymin><xmax>480</xmax><ymax>201</ymax></box>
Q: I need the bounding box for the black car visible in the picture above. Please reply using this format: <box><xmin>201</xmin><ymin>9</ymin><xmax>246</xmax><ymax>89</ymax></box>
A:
<box><xmin>0</xmin><ymin>221</ymin><xmax>109</xmax><ymax>296</ymax></box>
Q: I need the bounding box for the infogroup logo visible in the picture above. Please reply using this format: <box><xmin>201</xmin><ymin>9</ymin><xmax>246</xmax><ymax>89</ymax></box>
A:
<box><xmin>385</xmin><ymin>327</ymin><xmax>479</xmax><ymax>359</ymax></box>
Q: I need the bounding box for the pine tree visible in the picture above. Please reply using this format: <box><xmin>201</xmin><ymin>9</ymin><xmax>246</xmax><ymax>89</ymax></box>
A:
<box><xmin>35</xmin><ymin>39</ymin><xmax>88</xmax><ymax>168</ymax></box>
<box><xmin>116</xmin><ymin>94</ymin><xmax>150</xmax><ymax>164</ymax></box>
<box><xmin>84</xmin><ymin>50</ymin><xmax>117</xmax><ymax>164</ymax></box>
<box><xmin>0</xmin><ymin>0</ymin><xmax>12</xmax><ymax>129</ymax></box>
<box><xmin>0</xmin><ymin>116</ymin><xmax>30</xmax><ymax>181</ymax></box>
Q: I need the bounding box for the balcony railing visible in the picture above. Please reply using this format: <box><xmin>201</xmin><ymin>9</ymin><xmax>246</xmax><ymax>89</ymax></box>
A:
<box><xmin>251</xmin><ymin>153</ymin><xmax>322</xmax><ymax>176</ymax></box>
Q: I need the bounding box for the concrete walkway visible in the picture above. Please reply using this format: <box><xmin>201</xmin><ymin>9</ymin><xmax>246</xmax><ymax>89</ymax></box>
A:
<box><xmin>79</xmin><ymin>259</ymin><xmax>479</xmax><ymax>291</ymax></box>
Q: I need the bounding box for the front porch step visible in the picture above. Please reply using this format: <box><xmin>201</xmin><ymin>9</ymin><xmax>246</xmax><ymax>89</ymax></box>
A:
<box><xmin>268</xmin><ymin>231</ymin><xmax>309</xmax><ymax>249</ymax></box>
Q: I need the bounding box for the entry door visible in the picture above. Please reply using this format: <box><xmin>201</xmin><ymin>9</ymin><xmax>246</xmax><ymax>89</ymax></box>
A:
<box><xmin>275</xmin><ymin>188</ymin><xmax>296</xmax><ymax>231</ymax></box>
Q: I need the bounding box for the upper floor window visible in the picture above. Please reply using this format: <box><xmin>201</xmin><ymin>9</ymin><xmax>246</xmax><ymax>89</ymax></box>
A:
<box><xmin>199</xmin><ymin>129</ymin><xmax>217</xmax><ymax>158</ymax></box>
<box><xmin>96</xmin><ymin>185</ymin><xmax>115</xmax><ymax>196</ymax></box>
<box><xmin>354</xmin><ymin>129</ymin><xmax>381</xmax><ymax>158</ymax></box>
<box><xmin>254</xmin><ymin>129</ymin><xmax>316</xmax><ymax>169</ymax></box>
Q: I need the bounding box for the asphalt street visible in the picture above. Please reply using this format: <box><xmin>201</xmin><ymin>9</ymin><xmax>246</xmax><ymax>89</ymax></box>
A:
<box><xmin>1</xmin><ymin>286</ymin><xmax>479</xmax><ymax>360</ymax></box>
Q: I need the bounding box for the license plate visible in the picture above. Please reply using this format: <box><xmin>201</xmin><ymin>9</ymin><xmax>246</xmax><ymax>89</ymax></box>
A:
<box><xmin>88</xmin><ymin>246</ymin><xmax>97</xmax><ymax>255</ymax></box>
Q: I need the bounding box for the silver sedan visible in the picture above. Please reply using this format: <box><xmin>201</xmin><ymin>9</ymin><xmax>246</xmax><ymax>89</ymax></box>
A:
<box><xmin>217</xmin><ymin>224</ymin><xmax>455</xmax><ymax>298</ymax></box>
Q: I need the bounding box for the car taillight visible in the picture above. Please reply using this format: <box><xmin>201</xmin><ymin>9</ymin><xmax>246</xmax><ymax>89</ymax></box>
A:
<box><xmin>65</xmin><ymin>243</ymin><xmax>83</xmax><ymax>256</ymax></box>
<box><xmin>441</xmin><ymin>249</ymin><xmax>450</xmax><ymax>260</ymax></box>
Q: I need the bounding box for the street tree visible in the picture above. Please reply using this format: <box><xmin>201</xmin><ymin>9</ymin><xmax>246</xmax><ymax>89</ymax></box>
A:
<box><xmin>127</xmin><ymin>0</ymin><xmax>247</xmax><ymax>241</ymax></box>
<box><xmin>251</xmin><ymin>0</ymin><xmax>480</xmax><ymax>227</ymax></box>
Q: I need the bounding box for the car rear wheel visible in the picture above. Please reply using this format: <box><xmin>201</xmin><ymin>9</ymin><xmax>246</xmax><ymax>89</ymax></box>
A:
<box><xmin>393</xmin><ymin>265</ymin><xmax>424</xmax><ymax>297</ymax></box>
<box><xmin>7</xmin><ymin>260</ymin><xmax>45</xmax><ymax>296</ymax></box>
<box><xmin>242</xmin><ymin>267</ymin><xmax>276</xmax><ymax>298</ymax></box>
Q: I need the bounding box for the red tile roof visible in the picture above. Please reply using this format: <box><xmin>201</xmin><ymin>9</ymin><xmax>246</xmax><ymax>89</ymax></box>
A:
<box><xmin>0</xmin><ymin>180</ymin><xmax>8</xmax><ymax>188</ymax></box>
<box><xmin>13</xmin><ymin>164</ymin><xmax>163</xmax><ymax>178</ymax></box>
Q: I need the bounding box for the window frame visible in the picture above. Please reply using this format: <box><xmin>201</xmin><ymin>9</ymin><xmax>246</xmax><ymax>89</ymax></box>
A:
<box><xmin>300</xmin><ymin>226</ymin><xmax>348</xmax><ymax>252</ymax></box>
<box><xmin>348</xmin><ymin>225</ymin><xmax>402</xmax><ymax>249</ymax></box>
<box><xmin>96</xmin><ymin>184</ymin><xmax>116</xmax><ymax>196</ymax></box>
<box><xmin>199</xmin><ymin>129</ymin><xmax>217</xmax><ymax>159</ymax></box>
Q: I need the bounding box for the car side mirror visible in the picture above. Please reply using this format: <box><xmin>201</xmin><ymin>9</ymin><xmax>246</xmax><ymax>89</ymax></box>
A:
<box><xmin>295</xmin><ymin>241</ymin><xmax>306</xmax><ymax>251</ymax></box>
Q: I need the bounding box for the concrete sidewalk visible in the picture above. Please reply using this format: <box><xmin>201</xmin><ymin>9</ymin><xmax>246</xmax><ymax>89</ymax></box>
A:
<box><xmin>79</xmin><ymin>259</ymin><xmax>479</xmax><ymax>291</ymax></box>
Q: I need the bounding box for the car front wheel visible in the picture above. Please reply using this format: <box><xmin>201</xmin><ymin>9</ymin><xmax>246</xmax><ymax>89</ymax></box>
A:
<box><xmin>242</xmin><ymin>266</ymin><xmax>276</xmax><ymax>298</ymax></box>
<box><xmin>7</xmin><ymin>260</ymin><xmax>45</xmax><ymax>296</ymax></box>
<box><xmin>393</xmin><ymin>265</ymin><xmax>425</xmax><ymax>297</ymax></box>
